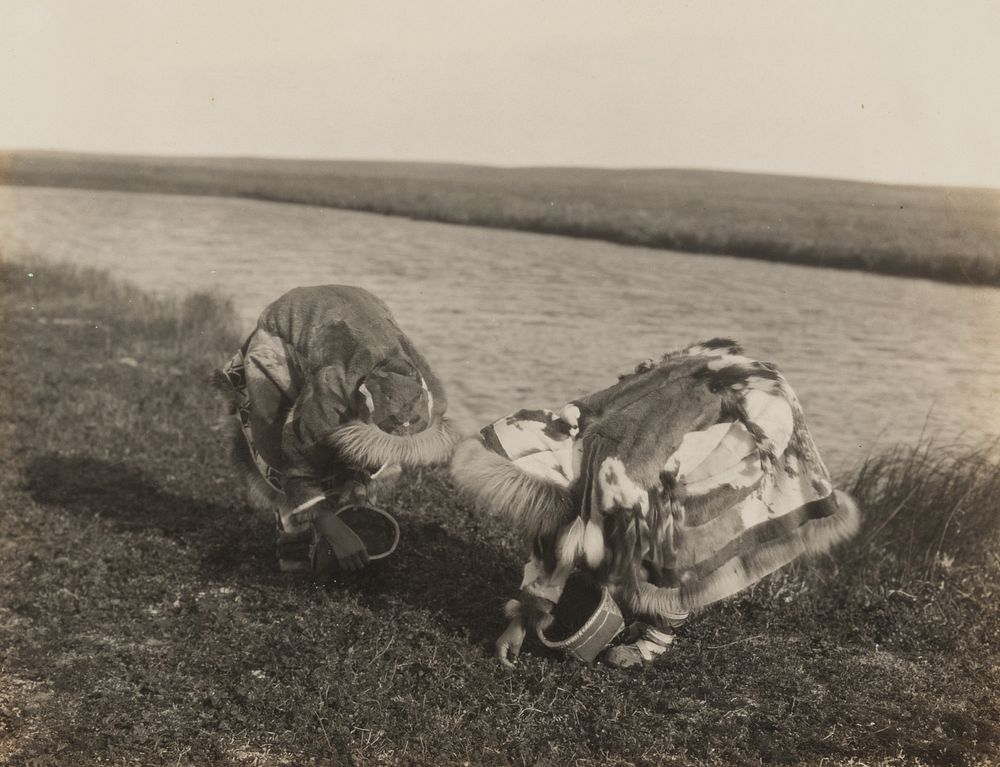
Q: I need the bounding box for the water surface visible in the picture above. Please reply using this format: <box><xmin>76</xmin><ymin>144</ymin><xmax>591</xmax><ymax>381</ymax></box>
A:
<box><xmin>3</xmin><ymin>185</ymin><xmax>998</xmax><ymax>472</ymax></box>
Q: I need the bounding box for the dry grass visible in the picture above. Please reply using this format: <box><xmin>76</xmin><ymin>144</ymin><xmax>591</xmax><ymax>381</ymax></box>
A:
<box><xmin>1</xmin><ymin>263</ymin><xmax>997</xmax><ymax>766</ymax></box>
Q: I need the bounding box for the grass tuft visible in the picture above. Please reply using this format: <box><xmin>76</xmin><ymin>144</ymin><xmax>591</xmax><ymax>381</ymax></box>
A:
<box><xmin>0</xmin><ymin>259</ymin><xmax>241</xmax><ymax>368</ymax></box>
<box><xmin>846</xmin><ymin>440</ymin><xmax>1000</xmax><ymax>576</ymax></box>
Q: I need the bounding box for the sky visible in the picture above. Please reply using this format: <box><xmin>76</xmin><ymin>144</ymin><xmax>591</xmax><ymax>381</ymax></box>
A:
<box><xmin>2</xmin><ymin>1</ymin><xmax>999</xmax><ymax>188</ymax></box>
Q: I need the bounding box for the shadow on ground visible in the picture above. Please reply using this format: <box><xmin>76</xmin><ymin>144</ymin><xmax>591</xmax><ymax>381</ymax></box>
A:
<box><xmin>22</xmin><ymin>452</ymin><xmax>519</xmax><ymax>648</ymax></box>
<box><xmin>354</xmin><ymin>517</ymin><xmax>523</xmax><ymax>647</ymax></box>
<box><xmin>24</xmin><ymin>453</ymin><xmax>219</xmax><ymax>537</ymax></box>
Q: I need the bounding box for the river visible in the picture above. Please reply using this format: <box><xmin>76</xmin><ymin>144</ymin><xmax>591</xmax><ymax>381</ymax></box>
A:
<box><xmin>2</xmin><ymin>185</ymin><xmax>998</xmax><ymax>473</ymax></box>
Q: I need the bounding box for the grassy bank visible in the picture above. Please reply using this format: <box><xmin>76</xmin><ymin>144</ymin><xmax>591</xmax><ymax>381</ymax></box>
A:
<box><xmin>1</xmin><ymin>263</ymin><xmax>998</xmax><ymax>766</ymax></box>
<box><xmin>4</xmin><ymin>150</ymin><xmax>1000</xmax><ymax>287</ymax></box>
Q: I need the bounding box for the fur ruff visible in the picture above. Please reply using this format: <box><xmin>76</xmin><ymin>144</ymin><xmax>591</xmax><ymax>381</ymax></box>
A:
<box><xmin>326</xmin><ymin>418</ymin><xmax>460</xmax><ymax>469</ymax></box>
<box><xmin>625</xmin><ymin>489</ymin><xmax>861</xmax><ymax>618</ymax></box>
<box><xmin>450</xmin><ymin>437</ymin><xmax>574</xmax><ymax>541</ymax></box>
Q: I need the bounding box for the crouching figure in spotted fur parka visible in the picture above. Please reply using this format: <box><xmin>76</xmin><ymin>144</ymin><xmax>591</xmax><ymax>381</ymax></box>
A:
<box><xmin>451</xmin><ymin>339</ymin><xmax>861</xmax><ymax>668</ymax></box>
<box><xmin>215</xmin><ymin>285</ymin><xmax>459</xmax><ymax>574</ymax></box>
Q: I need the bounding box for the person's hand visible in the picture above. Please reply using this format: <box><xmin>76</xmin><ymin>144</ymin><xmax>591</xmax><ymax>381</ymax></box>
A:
<box><xmin>496</xmin><ymin>618</ymin><xmax>527</xmax><ymax>669</ymax></box>
<box><xmin>313</xmin><ymin>510</ymin><xmax>369</xmax><ymax>573</ymax></box>
<box><xmin>328</xmin><ymin>521</ymin><xmax>369</xmax><ymax>572</ymax></box>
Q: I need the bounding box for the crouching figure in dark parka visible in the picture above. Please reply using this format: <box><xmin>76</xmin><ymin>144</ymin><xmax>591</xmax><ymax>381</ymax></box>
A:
<box><xmin>216</xmin><ymin>285</ymin><xmax>458</xmax><ymax>574</ymax></box>
<box><xmin>451</xmin><ymin>339</ymin><xmax>860</xmax><ymax>669</ymax></box>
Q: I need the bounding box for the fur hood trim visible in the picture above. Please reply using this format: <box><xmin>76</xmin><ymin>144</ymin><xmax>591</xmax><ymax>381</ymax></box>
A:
<box><xmin>450</xmin><ymin>437</ymin><xmax>574</xmax><ymax>541</ymax></box>
<box><xmin>325</xmin><ymin>418</ymin><xmax>461</xmax><ymax>469</ymax></box>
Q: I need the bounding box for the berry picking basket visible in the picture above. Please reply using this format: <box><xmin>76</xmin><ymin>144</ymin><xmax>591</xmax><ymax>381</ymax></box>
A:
<box><xmin>536</xmin><ymin>583</ymin><xmax>625</xmax><ymax>663</ymax></box>
<box><xmin>335</xmin><ymin>503</ymin><xmax>400</xmax><ymax>560</ymax></box>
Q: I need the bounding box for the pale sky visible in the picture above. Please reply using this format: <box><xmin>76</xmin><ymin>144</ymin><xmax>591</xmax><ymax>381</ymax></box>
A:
<box><xmin>2</xmin><ymin>1</ymin><xmax>999</xmax><ymax>188</ymax></box>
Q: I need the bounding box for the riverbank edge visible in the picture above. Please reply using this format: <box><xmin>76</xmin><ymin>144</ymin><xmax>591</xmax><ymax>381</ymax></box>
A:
<box><xmin>3</xmin><ymin>152</ymin><xmax>999</xmax><ymax>287</ymax></box>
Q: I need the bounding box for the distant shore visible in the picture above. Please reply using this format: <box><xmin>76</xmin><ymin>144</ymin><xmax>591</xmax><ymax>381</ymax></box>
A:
<box><xmin>3</xmin><ymin>150</ymin><xmax>1000</xmax><ymax>287</ymax></box>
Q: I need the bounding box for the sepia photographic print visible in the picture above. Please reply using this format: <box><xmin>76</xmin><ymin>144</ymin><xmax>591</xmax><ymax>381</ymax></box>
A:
<box><xmin>1</xmin><ymin>2</ymin><xmax>998</xmax><ymax>765</ymax></box>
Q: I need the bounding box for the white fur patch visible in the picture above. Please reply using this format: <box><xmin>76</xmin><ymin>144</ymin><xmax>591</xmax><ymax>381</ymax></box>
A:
<box><xmin>559</xmin><ymin>404</ymin><xmax>581</xmax><ymax>436</ymax></box>
<box><xmin>738</xmin><ymin>497</ymin><xmax>772</xmax><ymax>529</ymax></box>
<box><xmin>664</xmin><ymin>422</ymin><xmax>735</xmax><ymax>478</ymax></box>
<box><xmin>664</xmin><ymin>421</ymin><xmax>759</xmax><ymax>492</ymax></box>
<box><xmin>582</xmin><ymin>520</ymin><xmax>605</xmax><ymax>567</ymax></box>
<box><xmin>741</xmin><ymin>389</ymin><xmax>794</xmax><ymax>455</ymax></box>
<box><xmin>684</xmin><ymin>456</ymin><xmax>762</xmax><ymax>497</ymax></box>
<box><xmin>554</xmin><ymin>517</ymin><xmax>605</xmax><ymax>568</ymax></box>
<box><xmin>683</xmin><ymin>344</ymin><xmax>726</xmax><ymax>358</ymax></box>
<box><xmin>557</xmin><ymin>518</ymin><xmax>586</xmax><ymax>566</ymax></box>
<box><xmin>358</xmin><ymin>382</ymin><xmax>375</xmax><ymax>418</ymax></box>
<box><xmin>706</xmin><ymin>355</ymin><xmax>757</xmax><ymax>370</ymax></box>
<box><xmin>490</xmin><ymin>411</ymin><xmax>580</xmax><ymax>486</ymax></box>
<box><xmin>598</xmin><ymin>457</ymin><xmax>649</xmax><ymax>513</ymax></box>
<box><xmin>419</xmin><ymin>374</ymin><xmax>434</xmax><ymax>418</ymax></box>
